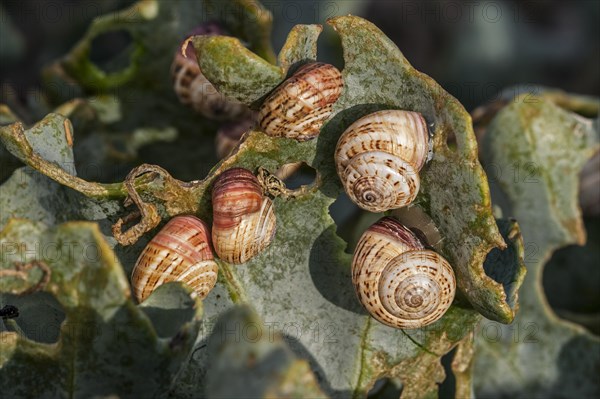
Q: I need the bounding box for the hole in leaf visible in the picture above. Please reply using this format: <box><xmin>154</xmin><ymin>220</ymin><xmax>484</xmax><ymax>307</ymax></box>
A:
<box><xmin>367</xmin><ymin>377</ymin><xmax>402</xmax><ymax>398</ymax></box>
<box><xmin>0</xmin><ymin>292</ymin><xmax>66</xmax><ymax>344</ymax></box>
<box><xmin>542</xmin><ymin>216</ymin><xmax>600</xmax><ymax>336</ymax></box>
<box><xmin>481</xmin><ymin>218</ymin><xmax>524</xmax><ymax>312</ymax></box>
<box><xmin>439</xmin><ymin>347</ymin><xmax>458</xmax><ymax>398</ymax></box>
<box><xmin>89</xmin><ymin>30</ymin><xmax>135</xmax><ymax>75</ymax></box>
<box><xmin>138</xmin><ymin>282</ymin><xmax>197</xmax><ymax>338</ymax></box>
<box><xmin>276</xmin><ymin>162</ymin><xmax>316</xmax><ymax>189</ymax></box>
<box><xmin>317</xmin><ymin>26</ymin><xmax>345</xmax><ymax>71</ymax></box>
<box><xmin>445</xmin><ymin>132</ymin><xmax>458</xmax><ymax>153</ymax></box>
<box><xmin>138</xmin><ymin>132</ymin><xmax>219</xmax><ymax>181</ymax></box>
<box><xmin>328</xmin><ymin>192</ymin><xmax>382</xmax><ymax>254</ymax></box>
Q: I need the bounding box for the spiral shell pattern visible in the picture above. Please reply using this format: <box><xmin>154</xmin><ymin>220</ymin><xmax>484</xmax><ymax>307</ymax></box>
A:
<box><xmin>171</xmin><ymin>24</ymin><xmax>249</xmax><ymax>121</ymax></box>
<box><xmin>132</xmin><ymin>215</ymin><xmax>218</xmax><ymax>302</ymax></box>
<box><xmin>335</xmin><ymin>110</ymin><xmax>430</xmax><ymax>212</ymax></box>
<box><xmin>352</xmin><ymin>217</ymin><xmax>455</xmax><ymax>329</ymax></box>
<box><xmin>212</xmin><ymin>168</ymin><xmax>276</xmax><ymax>264</ymax></box>
<box><xmin>258</xmin><ymin>62</ymin><xmax>343</xmax><ymax>141</ymax></box>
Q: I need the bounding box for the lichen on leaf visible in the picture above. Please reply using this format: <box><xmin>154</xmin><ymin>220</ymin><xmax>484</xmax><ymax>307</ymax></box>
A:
<box><xmin>0</xmin><ymin>219</ymin><xmax>202</xmax><ymax>397</ymax></box>
<box><xmin>475</xmin><ymin>94</ymin><xmax>600</xmax><ymax>398</ymax></box>
<box><xmin>0</xmin><ymin>7</ymin><xmax>528</xmax><ymax>399</ymax></box>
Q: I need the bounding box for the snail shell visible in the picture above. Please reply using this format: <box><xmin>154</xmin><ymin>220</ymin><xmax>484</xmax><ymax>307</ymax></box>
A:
<box><xmin>212</xmin><ymin>168</ymin><xmax>276</xmax><ymax>264</ymax></box>
<box><xmin>579</xmin><ymin>151</ymin><xmax>600</xmax><ymax>216</ymax></box>
<box><xmin>171</xmin><ymin>24</ymin><xmax>250</xmax><ymax>120</ymax></box>
<box><xmin>352</xmin><ymin>217</ymin><xmax>455</xmax><ymax>329</ymax></box>
<box><xmin>335</xmin><ymin>110</ymin><xmax>430</xmax><ymax>212</ymax></box>
<box><xmin>215</xmin><ymin>114</ymin><xmax>256</xmax><ymax>159</ymax></box>
<box><xmin>258</xmin><ymin>62</ymin><xmax>343</xmax><ymax>141</ymax></box>
<box><xmin>131</xmin><ymin>215</ymin><xmax>218</xmax><ymax>302</ymax></box>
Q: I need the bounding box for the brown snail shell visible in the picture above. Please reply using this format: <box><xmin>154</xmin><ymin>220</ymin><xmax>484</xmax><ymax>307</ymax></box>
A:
<box><xmin>131</xmin><ymin>215</ymin><xmax>218</xmax><ymax>302</ymax></box>
<box><xmin>171</xmin><ymin>24</ymin><xmax>250</xmax><ymax>121</ymax></box>
<box><xmin>579</xmin><ymin>150</ymin><xmax>600</xmax><ymax>216</ymax></box>
<box><xmin>335</xmin><ymin>110</ymin><xmax>430</xmax><ymax>212</ymax></box>
<box><xmin>212</xmin><ymin>168</ymin><xmax>276</xmax><ymax>264</ymax></box>
<box><xmin>258</xmin><ymin>62</ymin><xmax>343</xmax><ymax>141</ymax></box>
<box><xmin>215</xmin><ymin>114</ymin><xmax>256</xmax><ymax>159</ymax></box>
<box><xmin>352</xmin><ymin>217</ymin><xmax>456</xmax><ymax>329</ymax></box>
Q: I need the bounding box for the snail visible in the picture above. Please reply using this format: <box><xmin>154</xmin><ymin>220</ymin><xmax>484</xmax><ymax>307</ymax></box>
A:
<box><xmin>131</xmin><ymin>215</ymin><xmax>218</xmax><ymax>302</ymax></box>
<box><xmin>579</xmin><ymin>151</ymin><xmax>600</xmax><ymax>216</ymax></box>
<box><xmin>212</xmin><ymin>168</ymin><xmax>276</xmax><ymax>264</ymax></box>
<box><xmin>335</xmin><ymin>110</ymin><xmax>430</xmax><ymax>212</ymax></box>
<box><xmin>171</xmin><ymin>23</ymin><xmax>250</xmax><ymax>120</ymax></box>
<box><xmin>215</xmin><ymin>114</ymin><xmax>257</xmax><ymax>159</ymax></box>
<box><xmin>352</xmin><ymin>217</ymin><xmax>455</xmax><ymax>329</ymax></box>
<box><xmin>258</xmin><ymin>62</ymin><xmax>343</xmax><ymax>141</ymax></box>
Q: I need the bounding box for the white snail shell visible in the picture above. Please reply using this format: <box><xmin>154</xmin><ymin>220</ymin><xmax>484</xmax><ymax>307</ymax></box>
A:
<box><xmin>335</xmin><ymin>110</ymin><xmax>430</xmax><ymax>212</ymax></box>
<box><xmin>212</xmin><ymin>168</ymin><xmax>276</xmax><ymax>264</ymax></box>
<box><xmin>352</xmin><ymin>217</ymin><xmax>456</xmax><ymax>329</ymax></box>
<box><xmin>171</xmin><ymin>24</ymin><xmax>250</xmax><ymax>121</ymax></box>
<box><xmin>131</xmin><ymin>215</ymin><xmax>218</xmax><ymax>302</ymax></box>
<box><xmin>258</xmin><ymin>62</ymin><xmax>343</xmax><ymax>141</ymax></box>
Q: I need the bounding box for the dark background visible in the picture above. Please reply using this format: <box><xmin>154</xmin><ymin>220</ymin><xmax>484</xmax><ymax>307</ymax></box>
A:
<box><xmin>2</xmin><ymin>0</ymin><xmax>599</xmax><ymax>111</ymax></box>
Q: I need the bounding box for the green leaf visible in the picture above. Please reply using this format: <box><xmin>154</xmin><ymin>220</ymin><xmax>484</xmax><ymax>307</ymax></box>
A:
<box><xmin>204</xmin><ymin>0</ymin><xmax>276</xmax><ymax>62</ymax></box>
<box><xmin>278</xmin><ymin>24</ymin><xmax>323</xmax><ymax>71</ymax></box>
<box><xmin>41</xmin><ymin>0</ymin><xmax>276</xmax><ymax>183</ymax></box>
<box><xmin>1</xmin><ymin>14</ymin><xmax>527</xmax><ymax>397</ymax></box>
<box><xmin>326</xmin><ymin>16</ymin><xmax>520</xmax><ymax>324</ymax></box>
<box><xmin>0</xmin><ymin>112</ymin><xmax>120</xmax><ymax>231</ymax></box>
<box><xmin>203</xmin><ymin>306</ymin><xmax>326</xmax><ymax>398</ymax></box>
<box><xmin>475</xmin><ymin>95</ymin><xmax>600</xmax><ymax>397</ymax></box>
<box><xmin>192</xmin><ymin>35</ymin><xmax>284</xmax><ymax>105</ymax></box>
<box><xmin>191</xmin><ymin>13</ymin><xmax>524</xmax><ymax>325</ymax></box>
<box><xmin>0</xmin><ymin>219</ymin><xmax>202</xmax><ymax>397</ymax></box>
<box><xmin>171</xmin><ymin>16</ymin><xmax>526</xmax><ymax>397</ymax></box>
<box><xmin>54</xmin><ymin>0</ymin><xmax>274</xmax><ymax>92</ymax></box>
<box><xmin>190</xmin><ymin>23</ymin><xmax>323</xmax><ymax>105</ymax></box>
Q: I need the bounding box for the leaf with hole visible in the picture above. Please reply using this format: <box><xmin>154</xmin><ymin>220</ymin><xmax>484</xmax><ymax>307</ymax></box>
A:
<box><xmin>0</xmin><ymin>12</ymin><xmax>528</xmax><ymax>399</ymax></box>
<box><xmin>0</xmin><ymin>219</ymin><xmax>202</xmax><ymax>397</ymax></box>
<box><xmin>474</xmin><ymin>93</ymin><xmax>600</xmax><ymax>398</ymax></box>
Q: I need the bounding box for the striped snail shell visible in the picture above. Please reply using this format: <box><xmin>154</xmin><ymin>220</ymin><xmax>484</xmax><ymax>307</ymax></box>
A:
<box><xmin>352</xmin><ymin>217</ymin><xmax>455</xmax><ymax>329</ymax></box>
<box><xmin>212</xmin><ymin>168</ymin><xmax>276</xmax><ymax>264</ymax></box>
<box><xmin>258</xmin><ymin>62</ymin><xmax>343</xmax><ymax>141</ymax></box>
<box><xmin>171</xmin><ymin>24</ymin><xmax>250</xmax><ymax>120</ymax></box>
<box><xmin>335</xmin><ymin>110</ymin><xmax>430</xmax><ymax>212</ymax></box>
<box><xmin>131</xmin><ymin>215</ymin><xmax>218</xmax><ymax>302</ymax></box>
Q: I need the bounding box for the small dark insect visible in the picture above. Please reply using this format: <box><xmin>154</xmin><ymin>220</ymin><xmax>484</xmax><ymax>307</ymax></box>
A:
<box><xmin>0</xmin><ymin>305</ymin><xmax>19</xmax><ymax>320</ymax></box>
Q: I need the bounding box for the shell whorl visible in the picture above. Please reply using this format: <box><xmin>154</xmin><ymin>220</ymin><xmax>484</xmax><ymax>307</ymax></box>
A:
<box><xmin>258</xmin><ymin>62</ymin><xmax>343</xmax><ymax>141</ymax></box>
<box><xmin>212</xmin><ymin>168</ymin><xmax>276</xmax><ymax>264</ymax></box>
<box><xmin>171</xmin><ymin>24</ymin><xmax>250</xmax><ymax>121</ymax></box>
<box><xmin>335</xmin><ymin>110</ymin><xmax>430</xmax><ymax>212</ymax></box>
<box><xmin>343</xmin><ymin>151</ymin><xmax>419</xmax><ymax>213</ymax></box>
<box><xmin>352</xmin><ymin>217</ymin><xmax>456</xmax><ymax>329</ymax></box>
<box><xmin>131</xmin><ymin>215</ymin><xmax>218</xmax><ymax>302</ymax></box>
<box><xmin>212</xmin><ymin>168</ymin><xmax>264</xmax><ymax>229</ymax></box>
